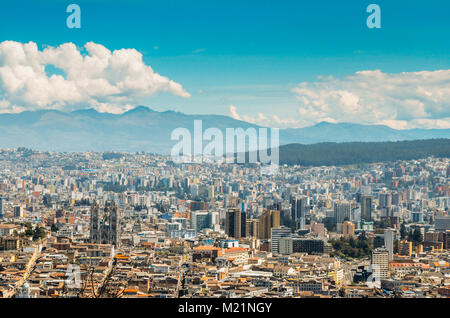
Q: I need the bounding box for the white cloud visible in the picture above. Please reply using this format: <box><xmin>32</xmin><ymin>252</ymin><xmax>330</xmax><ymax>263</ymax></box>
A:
<box><xmin>0</xmin><ymin>41</ymin><xmax>190</xmax><ymax>113</ymax></box>
<box><xmin>229</xmin><ymin>105</ymin><xmax>305</xmax><ymax>128</ymax></box>
<box><xmin>292</xmin><ymin>69</ymin><xmax>450</xmax><ymax>129</ymax></box>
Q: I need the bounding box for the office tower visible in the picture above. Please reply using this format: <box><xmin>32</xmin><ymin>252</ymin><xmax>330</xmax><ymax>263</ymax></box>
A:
<box><xmin>291</xmin><ymin>195</ymin><xmax>307</xmax><ymax>230</ymax></box>
<box><xmin>292</xmin><ymin>238</ymin><xmax>327</xmax><ymax>254</ymax></box>
<box><xmin>435</xmin><ymin>217</ymin><xmax>450</xmax><ymax>231</ymax></box>
<box><xmin>14</xmin><ymin>206</ymin><xmax>23</xmax><ymax>218</ymax></box>
<box><xmin>391</xmin><ymin>192</ymin><xmax>400</xmax><ymax>205</ymax></box>
<box><xmin>334</xmin><ymin>201</ymin><xmax>351</xmax><ymax>225</ymax></box>
<box><xmin>342</xmin><ymin>221</ymin><xmax>355</xmax><ymax>237</ymax></box>
<box><xmin>360</xmin><ymin>195</ymin><xmax>373</xmax><ymax>222</ymax></box>
<box><xmin>0</xmin><ymin>197</ymin><xmax>3</xmax><ymax>218</ymax></box>
<box><xmin>271</xmin><ymin>226</ymin><xmax>292</xmax><ymax>255</ymax></box>
<box><xmin>371</xmin><ymin>248</ymin><xmax>390</xmax><ymax>279</ymax></box>
<box><xmin>226</xmin><ymin>208</ymin><xmax>243</xmax><ymax>239</ymax></box>
<box><xmin>379</xmin><ymin>191</ymin><xmax>392</xmax><ymax>217</ymax></box>
<box><xmin>258</xmin><ymin>209</ymin><xmax>280</xmax><ymax>239</ymax></box>
<box><xmin>190</xmin><ymin>210</ymin><xmax>210</xmax><ymax>231</ymax></box>
<box><xmin>398</xmin><ymin>240</ymin><xmax>413</xmax><ymax>256</ymax></box>
<box><xmin>379</xmin><ymin>192</ymin><xmax>392</xmax><ymax>209</ymax></box>
<box><xmin>241</xmin><ymin>211</ymin><xmax>247</xmax><ymax>238</ymax></box>
<box><xmin>384</xmin><ymin>229</ymin><xmax>395</xmax><ymax>260</ymax></box>
<box><xmin>90</xmin><ymin>201</ymin><xmax>120</xmax><ymax>247</ymax></box>
<box><xmin>246</xmin><ymin>219</ymin><xmax>260</xmax><ymax>238</ymax></box>
<box><xmin>209</xmin><ymin>211</ymin><xmax>220</xmax><ymax>231</ymax></box>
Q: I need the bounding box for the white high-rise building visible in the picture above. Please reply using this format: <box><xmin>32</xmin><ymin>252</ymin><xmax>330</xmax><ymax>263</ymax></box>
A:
<box><xmin>371</xmin><ymin>248</ymin><xmax>390</xmax><ymax>279</ymax></box>
<box><xmin>271</xmin><ymin>226</ymin><xmax>292</xmax><ymax>255</ymax></box>
<box><xmin>384</xmin><ymin>229</ymin><xmax>395</xmax><ymax>260</ymax></box>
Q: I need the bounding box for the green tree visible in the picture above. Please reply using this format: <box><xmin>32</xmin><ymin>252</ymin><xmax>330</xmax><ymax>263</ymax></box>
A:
<box><xmin>400</xmin><ymin>223</ymin><xmax>407</xmax><ymax>239</ymax></box>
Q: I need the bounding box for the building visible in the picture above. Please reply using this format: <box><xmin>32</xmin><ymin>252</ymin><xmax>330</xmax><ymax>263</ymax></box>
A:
<box><xmin>379</xmin><ymin>192</ymin><xmax>392</xmax><ymax>209</ymax></box>
<box><xmin>190</xmin><ymin>210</ymin><xmax>210</xmax><ymax>231</ymax></box>
<box><xmin>292</xmin><ymin>238</ymin><xmax>327</xmax><ymax>254</ymax></box>
<box><xmin>225</xmin><ymin>208</ymin><xmax>246</xmax><ymax>239</ymax></box>
<box><xmin>258</xmin><ymin>209</ymin><xmax>280</xmax><ymax>240</ymax></box>
<box><xmin>342</xmin><ymin>221</ymin><xmax>355</xmax><ymax>237</ymax></box>
<box><xmin>279</xmin><ymin>237</ymin><xmax>294</xmax><ymax>255</ymax></box>
<box><xmin>192</xmin><ymin>246</ymin><xmax>222</xmax><ymax>262</ymax></box>
<box><xmin>334</xmin><ymin>201</ymin><xmax>351</xmax><ymax>225</ymax></box>
<box><xmin>435</xmin><ymin>217</ymin><xmax>450</xmax><ymax>231</ymax></box>
<box><xmin>271</xmin><ymin>226</ymin><xmax>292</xmax><ymax>255</ymax></box>
<box><xmin>361</xmin><ymin>195</ymin><xmax>373</xmax><ymax>222</ymax></box>
<box><xmin>371</xmin><ymin>248</ymin><xmax>390</xmax><ymax>279</ymax></box>
<box><xmin>14</xmin><ymin>205</ymin><xmax>24</xmax><ymax>218</ymax></box>
<box><xmin>291</xmin><ymin>195</ymin><xmax>307</xmax><ymax>230</ymax></box>
<box><xmin>0</xmin><ymin>236</ymin><xmax>23</xmax><ymax>250</ymax></box>
<box><xmin>89</xmin><ymin>201</ymin><xmax>120</xmax><ymax>247</ymax></box>
<box><xmin>223</xmin><ymin>247</ymin><xmax>249</xmax><ymax>265</ymax></box>
<box><xmin>384</xmin><ymin>229</ymin><xmax>395</xmax><ymax>260</ymax></box>
<box><xmin>0</xmin><ymin>197</ymin><xmax>3</xmax><ymax>218</ymax></box>
<box><xmin>398</xmin><ymin>240</ymin><xmax>413</xmax><ymax>256</ymax></box>
<box><xmin>246</xmin><ymin>219</ymin><xmax>260</xmax><ymax>238</ymax></box>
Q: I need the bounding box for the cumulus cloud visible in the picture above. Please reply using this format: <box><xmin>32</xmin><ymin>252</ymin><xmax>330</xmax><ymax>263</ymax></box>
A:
<box><xmin>0</xmin><ymin>41</ymin><xmax>190</xmax><ymax>113</ymax></box>
<box><xmin>292</xmin><ymin>69</ymin><xmax>450</xmax><ymax>129</ymax></box>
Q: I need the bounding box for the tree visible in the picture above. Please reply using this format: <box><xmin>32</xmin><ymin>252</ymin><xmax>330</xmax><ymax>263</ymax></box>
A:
<box><xmin>32</xmin><ymin>227</ymin><xmax>47</xmax><ymax>241</ymax></box>
<box><xmin>51</xmin><ymin>223</ymin><xmax>59</xmax><ymax>232</ymax></box>
<box><xmin>400</xmin><ymin>223</ymin><xmax>407</xmax><ymax>239</ymax></box>
<box><xmin>412</xmin><ymin>228</ymin><xmax>423</xmax><ymax>244</ymax></box>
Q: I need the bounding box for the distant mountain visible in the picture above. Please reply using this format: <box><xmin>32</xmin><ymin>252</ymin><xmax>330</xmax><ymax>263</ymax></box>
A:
<box><xmin>281</xmin><ymin>121</ymin><xmax>450</xmax><ymax>144</ymax></box>
<box><xmin>0</xmin><ymin>106</ymin><xmax>449</xmax><ymax>153</ymax></box>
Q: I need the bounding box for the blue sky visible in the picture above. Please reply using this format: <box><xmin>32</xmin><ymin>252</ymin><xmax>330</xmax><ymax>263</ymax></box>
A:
<box><xmin>0</xmin><ymin>0</ymin><xmax>449</xmax><ymax>128</ymax></box>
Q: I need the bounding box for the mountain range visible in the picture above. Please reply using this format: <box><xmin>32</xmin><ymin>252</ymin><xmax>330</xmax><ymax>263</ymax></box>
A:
<box><xmin>0</xmin><ymin>106</ymin><xmax>449</xmax><ymax>154</ymax></box>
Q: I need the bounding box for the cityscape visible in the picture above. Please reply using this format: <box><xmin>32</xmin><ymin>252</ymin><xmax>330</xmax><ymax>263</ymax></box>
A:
<box><xmin>0</xmin><ymin>0</ymin><xmax>449</xmax><ymax>305</ymax></box>
<box><xmin>0</xmin><ymin>148</ymin><xmax>449</xmax><ymax>298</ymax></box>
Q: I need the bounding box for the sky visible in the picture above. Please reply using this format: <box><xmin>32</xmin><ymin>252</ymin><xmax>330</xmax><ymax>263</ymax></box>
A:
<box><xmin>0</xmin><ymin>0</ymin><xmax>449</xmax><ymax>129</ymax></box>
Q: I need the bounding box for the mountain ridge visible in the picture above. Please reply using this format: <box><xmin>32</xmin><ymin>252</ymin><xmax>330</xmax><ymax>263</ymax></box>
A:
<box><xmin>0</xmin><ymin>106</ymin><xmax>449</xmax><ymax>153</ymax></box>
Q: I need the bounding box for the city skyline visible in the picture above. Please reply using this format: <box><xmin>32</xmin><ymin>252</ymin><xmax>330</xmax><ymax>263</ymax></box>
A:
<box><xmin>0</xmin><ymin>0</ymin><xmax>449</xmax><ymax>302</ymax></box>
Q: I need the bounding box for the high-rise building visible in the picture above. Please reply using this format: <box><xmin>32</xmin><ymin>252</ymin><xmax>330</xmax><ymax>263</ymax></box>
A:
<box><xmin>384</xmin><ymin>229</ymin><xmax>395</xmax><ymax>260</ymax></box>
<box><xmin>371</xmin><ymin>248</ymin><xmax>390</xmax><ymax>279</ymax></box>
<box><xmin>398</xmin><ymin>240</ymin><xmax>413</xmax><ymax>256</ymax></box>
<box><xmin>435</xmin><ymin>217</ymin><xmax>450</xmax><ymax>231</ymax></box>
<box><xmin>334</xmin><ymin>201</ymin><xmax>351</xmax><ymax>225</ymax></box>
<box><xmin>361</xmin><ymin>195</ymin><xmax>373</xmax><ymax>222</ymax></box>
<box><xmin>246</xmin><ymin>219</ymin><xmax>260</xmax><ymax>238</ymax></box>
<box><xmin>379</xmin><ymin>192</ymin><xmax>392</xmax><ymax>209</ymax></box>
<box><xmin>225</xmin><ymin>208</ymin><xmax>245</xmax><ymax>238</ymax></box>
<box><xmin>271</xmin><ymin>226</ymin><xmax>292</xmax><ymax>255</ymax></box>
<box><xmin>90</xmin><ymin>201</ymin><xmax>120</xmax><ymax>247</ymax></box>
<box><xmin>258</xmin><ymin>210</ymin><xmax>280</xmax><ymax>239</ymax></box>
<box><xmin>0</xmin><ymin>197</ymin><xmax>3</xmax><ymax>218</ymax></box>
<box><xmin>13</xmin><ymin>206</ymin><xmax>23</xmax><ymax>218</ymax></box>
<box><xmin>291</xmin><ymin>195</ymin><xmax>307</xmax><ymax>229</ymax></box>
<box><xmin>190</xmin><ymin>210</ymin><xmax>210</xmax><ymax>231</ymax></box>
<box><xmin>209</xmin><ymin>211</ymin><xmax>220</xmax><ymax>231</ymax></box>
